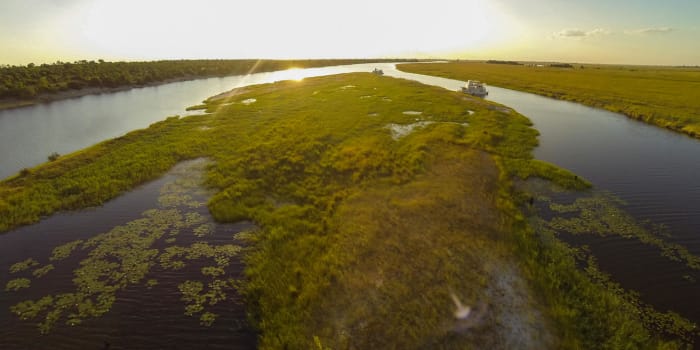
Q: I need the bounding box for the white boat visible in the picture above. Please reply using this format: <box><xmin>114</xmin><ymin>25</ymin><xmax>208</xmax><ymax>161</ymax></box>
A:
<box><xmin>372</xmin><ymin>68</ymin><xmax>384</xmax><ymax>75</ymax></box>
<box><xmin>461</xmin><ymin>80</ymin><xmax>488</xmax><ymax>97</ymax></box>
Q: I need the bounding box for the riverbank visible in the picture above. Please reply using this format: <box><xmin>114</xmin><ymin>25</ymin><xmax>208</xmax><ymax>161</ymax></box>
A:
<box><xmin>0</xmin><ymin>59</ymin><xmax>412</xmax><ymax>111</ymax></box>
<box><xmin>397</xmin><ymin>62</ymin><xmax>700</xmax><ymax>140</ymax></box>
<box><xmin>0</xmin><ymin>75</ymin><xmax>205</xmax><ymax>110</ymax></box>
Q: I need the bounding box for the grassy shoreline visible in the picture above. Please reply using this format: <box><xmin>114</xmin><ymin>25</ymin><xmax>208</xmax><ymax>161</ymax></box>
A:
<box><xmin>0</xmin><ymin>73</ymin><xmax>693</xmax><ymax>347</ymax></box>
<box><xmin>0</xmin><ymin>59</ymin><xmax>413</xmax><ymax>111</ymax></box>
<box><xmin>397</xmin><ymin>62</ymin><xmax>700</xmax><ymax>139</ymax></box>
<box><xmin>0</xmin><ymin>74</ymin><xmax>219</xmax><ymax>110</ymax></box>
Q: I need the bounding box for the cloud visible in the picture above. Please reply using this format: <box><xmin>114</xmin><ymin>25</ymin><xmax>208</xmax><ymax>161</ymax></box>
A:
<box><xmin>625</xmin><ymin>27</ymin><xmax>674</xmax><ymax>35</ymax></box>
<box><xmin>586</xmin><ymin>28</ymin><xmax>610</xmax><ymax>36</ymax></box>
<box><xmin>553</xmin><ymin>28</ymin><xmax>609</xmax><ymax>39</ymax></box>
<box><xmin>556</xmin><ymin>29</ymin><xmax>587</xmax><ymax>37</ymax></box>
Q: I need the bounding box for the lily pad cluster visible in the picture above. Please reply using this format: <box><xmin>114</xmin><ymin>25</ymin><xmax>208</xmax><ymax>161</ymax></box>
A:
<box><xmin>5</xmin><ymin>160</ymin><xmax>243</xmax><ymax>333</ymax></box>
<box><xmin>535</xmin><ymin>191</ymin><xmax>700</xmax><ymax>271</ymax></box>
<box><xmin>522</xmin><ymin>183</ymin><xmax>699</xmax><ymax>343</ymax></box>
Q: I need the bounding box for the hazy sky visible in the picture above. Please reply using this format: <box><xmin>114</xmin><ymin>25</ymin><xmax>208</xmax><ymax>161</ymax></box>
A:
<box><xmin>1</xmin><ymin>0</ymin><xmax>698</xmax><ymax>65</ymax></box>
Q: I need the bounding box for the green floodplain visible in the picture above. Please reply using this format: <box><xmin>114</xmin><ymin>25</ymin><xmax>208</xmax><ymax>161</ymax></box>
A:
<box><xmin>398</xmin><ymin>61</ymin><xmax>700</xmax><ymax>139</ymax></box>
<box><xmin>0</xmin><ymin>73</ymin><xmax>696</xmax><ymax>348</ymax></box>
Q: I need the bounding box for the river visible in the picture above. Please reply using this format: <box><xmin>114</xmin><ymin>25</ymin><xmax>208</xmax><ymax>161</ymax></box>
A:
<box><xmin>0</xmin><ymin>62</ymin><xmax>699</xmax><ymax>346</ymax></box>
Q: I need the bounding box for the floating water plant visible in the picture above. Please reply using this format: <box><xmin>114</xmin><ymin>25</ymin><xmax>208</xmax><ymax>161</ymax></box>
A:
<box><xmin>200</xmin><ymin>312</ymin><xmax>218</xmax><ymax>326</ymax></box>
<box><xmin>50</xmin><ymin>240</ymin><xmax>84</xmax><ymax>261</ymax></box>
<box><xmin>9</xmin><ymin>258</ymin><xmax>39</xmax><ymax>273</ymax></box>
<box><xmin>537</xmin><ymin>192</ymin><xmax>700</xmax><ymax>270</ymax></box>
<box><xmin>32</xmin><ymin>264</ymin><xmax>54</xmax><ymax>278</ymax></box>
<box><xmin>193</xmin><ymin>223</ymin><xmax>215</xmax><ymax>237</ymax></box>
<box><xmin>5</xmin><ymin>278</ymin><xmax>31</xmax><ymax>291</ymax></box>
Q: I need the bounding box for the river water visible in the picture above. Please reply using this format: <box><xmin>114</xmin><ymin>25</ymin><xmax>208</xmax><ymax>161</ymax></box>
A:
<box><xmin>0</xmin><ymin>159</ymin><xmax>257</xmax><ymax>349</ymax></box>
<box><xmin>0</xmin><ymin>62</ymin><xmax>699</xmax><ymax>345</ymax></box>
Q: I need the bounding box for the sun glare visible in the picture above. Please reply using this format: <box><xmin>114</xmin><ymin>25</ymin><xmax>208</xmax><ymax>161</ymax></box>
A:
<box><xmin>275</xmin><ymin>68</ymin><xmax>307</xmax><ymax>82</ymax></box>
<box><xmin>60</xmin><ymin>0</ymin><xmax>518</xmax><ymax>62</ymax></box>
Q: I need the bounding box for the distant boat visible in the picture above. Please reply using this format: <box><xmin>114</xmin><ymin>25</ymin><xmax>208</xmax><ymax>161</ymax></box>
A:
<box><xmin>461</xmin><ymin>80</ymin><xmax>488</xmax><ymax>97</ymax></box>
<box><xmin>372</xmin><ymin>68</ymin><xmax>384</xmax><ymax>75</ymax></box>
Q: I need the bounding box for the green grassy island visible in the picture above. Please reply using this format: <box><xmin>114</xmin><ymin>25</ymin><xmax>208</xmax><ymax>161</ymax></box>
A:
<box><xmin>397</xmin><ymin>62</ymin><xmax>700</xmax><ymax>139</ymax></box>
<box><xmin>0</xmin><ymin>73</ymin><xmax>694</xmax><ymax>348</ymax></box>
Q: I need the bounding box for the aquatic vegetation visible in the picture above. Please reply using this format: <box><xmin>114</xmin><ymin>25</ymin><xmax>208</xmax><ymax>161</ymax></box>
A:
<box><xmin>179</xmin><ymin>280</ymin><xmax>205</xmax><ymax>314</ymax></box>
<box><xmin>512</xmin><ymin>178</ymin><xmax>700</xmax><ymax>344</ymax></box>
<box><xmin>200</xmin><ymin>312</ymin><xmax>218</xmax><ymax>326</ymax></box>
<box><xmin>32</xmin><ymin>264</ymin><xmax>54</xmax><ymax>278</ymax></box>
<box><xmin>5</xmin><ymin>278</ymin><xmax>31</xmax><ymax>291</ymax></box>
<box><xmin>7</xmin><ymin>161</ymin><xmax>243</xmax><ymax>333</ymax></box>
<box><xmin>583</xmin><ymin>256</ymin><xmax>696</xmax><ymax>341</ymax></box>
<box><xmin>522</xmin><ymin>219</ymin><xmax>697</xmax><ymax>346</ymax></box>
<box><xmin>398</xmin><ymin>62</ymin><xmax>700</xmax><ymax>139</ymax></box>
<box><xmin>9</xmin><ymin>258</ymin><xmax>39</xmax><ymax>273</ymax></box>
<box><xmin>202</xmin><ymin>266</ymin><xmax>225</xmax><ymax>277</ymax></box>
<box><xmin>193</xmin><ymin>223</ymin><xmax>215</xmax><ymax>237</ymax></box>
<box><xmin>11</xmin><ymin>295</ymin><xmax>52</xmax><ymax>315</ymax></box>
<box><xmin>174</xmin><ymin>241</ymin><xmax>240</xmax><ymax>323</ymax></box>
<box><xmin>178</xmin><ymin>277</ymin><xmax>235</xmax><ymax>323</ymax></box>
<box><xmin>50</xmin><ymin>240</ymin><xmax>83</xmax><ymax>261</ymax></box>
<box><xmin>185</xmin><ymin>212</ymin><xmax>207</xmax><ymax>226</ymax></box>
<box><xmin>538</xmin><ymin>192</ymin><xmax>700</xmax><ymax>270</ymax></box>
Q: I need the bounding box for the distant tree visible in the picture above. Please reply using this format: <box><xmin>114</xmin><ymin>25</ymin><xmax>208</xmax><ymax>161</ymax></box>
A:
<box><xmin>38</xmin><ymin>77</ymin><xmax>50</xmax><ymax>91</ymax></box>
<box><xmin>19</xmin><ymin>85</ymin><xmax>37</xmax><ymax>98</ymax></box>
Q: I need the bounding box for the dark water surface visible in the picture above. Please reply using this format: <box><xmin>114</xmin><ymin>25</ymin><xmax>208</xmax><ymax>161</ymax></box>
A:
<box><xmin>0</xmin><ymin>160</ymin><xmax>256</xmax><ymax>349</ymax></box>
<box><xmin>1</xmin><ymin>62</ymin><xmax>699</xmax><ymax>344</ymax></box>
